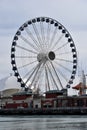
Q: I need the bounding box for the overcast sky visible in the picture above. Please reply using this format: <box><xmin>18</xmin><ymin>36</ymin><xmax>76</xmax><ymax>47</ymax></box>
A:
<box><xmin>0</xmin><ymin>0</ymin><xmax>87</xmax><ymax>88</ymax></box>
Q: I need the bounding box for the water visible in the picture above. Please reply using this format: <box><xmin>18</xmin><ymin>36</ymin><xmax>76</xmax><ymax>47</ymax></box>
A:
<box><xmin>0</xmin><ymin>115</ymin><xmax>87</xmax><ymax>130</ymax></box>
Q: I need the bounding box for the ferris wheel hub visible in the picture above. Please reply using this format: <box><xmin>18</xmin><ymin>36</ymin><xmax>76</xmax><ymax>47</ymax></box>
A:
<box><xmin>37</xmin><ymin>53</ymin><xmax>47</xmax><ymax>62</ymax></box>
<box><xmin>37</xmin><ymin>51</ymin><xmax>55</xmax><ymax>62</ymax></box>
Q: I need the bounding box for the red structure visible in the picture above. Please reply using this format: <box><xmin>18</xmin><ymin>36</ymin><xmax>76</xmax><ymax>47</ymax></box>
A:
<box><xmin>72</xmin><ymin>82</ymin><xmax>87</xmax><ymax>95</ymax></box>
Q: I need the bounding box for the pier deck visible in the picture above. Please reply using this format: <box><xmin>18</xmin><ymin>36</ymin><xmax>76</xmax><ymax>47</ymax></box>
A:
<box><xmin>0</xmin><ymin>107</ymin><xmax>87</xmax><ymax>115</ymax></box>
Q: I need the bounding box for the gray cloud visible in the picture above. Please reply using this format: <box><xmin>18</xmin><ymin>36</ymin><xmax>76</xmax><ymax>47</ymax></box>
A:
<box><xmin>0</xmin><ymin>0</ymin><xmax>87</xmax><ymax>31</ymax></box>
<box><xmin>0</xmin><ymin>0</ymin><xmax>87</xmax><ymax>90</ymax></box>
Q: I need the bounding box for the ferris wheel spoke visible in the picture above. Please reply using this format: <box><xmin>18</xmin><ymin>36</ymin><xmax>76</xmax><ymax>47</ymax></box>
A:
<box><xmin>57</xmin><ymin>51</ymin><xmax>71</xmax><ymax>56</ymax></box>
<box><xmin>46</xmin><ymin>64</ymin><xmax>59</xmax><ymax>90</ymax></box>
<box><xmin>49</xmin><ymin>27</ymin><xmax>57</xmax><ymax>49</ymax></box>
<box><xmin>56</xmin><ymin>58</ymin><xmax>73</xmax><ymax>63</ymax></box>
<box><xmin>50</xmin><ymin>61</ymin><xmax>63</xmax><ymax>89</ymax></box>
<box><xmin>16</xmin><ymin>56</ymin><xmax>36</xmax><ymax>58</ymax></box>
<box><xmin>56</xmin><ymin>67</ymin><xmax>69</xmax><ymax>82</ymax></box>
<box><xmin>40</xmin><ymin>22</ymin><xmax>45</xmax><ymax>44</ymax></box>
<box><xmin>16</xmin><ymin>45</ymin><xmax>38</xmax><ymax>54</ymax></box>
<box><xmin>45</xmin><ymin>66</ymin><xmax>52</xmax><ymax>91</ymax></box>
<box><xmin>54</xmin><ymin>60</ymin><xmax>72</xmax><ymax>73</ymax></box>
<box><xmin>19</xmin><ymin>35</ymin><xmax>39</xmax><ymax>52</ymax></box>
<box><xmin>54</xmin><ymin>42</ymin><xmax>68</xmax><ymax>52</ymax></box>
<box><xmin>25</xmin><ymin>62</ymin><xmax>42</xmax><ymax>85</ymax></box>
<box><xmin>32</xmin><ymin>62</ymin><xmax>45</xmax><ymax>88</ymax></box>
<box><xmin>29</xmin><ymin>62</ymin><xmax>43</xmax><ymax>87</ymax></box>
<box><xmin>52</xmin><ymin>34</ymin><xmax>64</xmax><ymax>50</ymax></box>
<box><xmin>45</xmin><ymin>67</ymin><xmax>47</xmax><ymax>91</ymax></box>
<box><xmin>45</xmin><ymin>23</ymin><xmax>51</xmax><ymax>48</ymax></box>
<box><xmin>25</xmin><ymin>28</ymin><xmax>41</xmax><ymax>51</ymax></box>
<box><xmin>40</xmin><ymin>22</ymin><xmax>47</xmax><ymax>51</ymax></box>
<box><xmin>45</xmin><ymin>66</ymin><xmax>50</xmax><ymax>91</ymax></box>
<box><xmin>18</xmin><ymin>60</ymin><xmax>37</xmax><ymax>69</ymax></box>
<box><xmin>23</xmin><ymin>65</ymin><xmax>38</xmax><ymax>79</ymax></box>
<box><xmin>32</xmin><ymin>23</ymin><xmax>43</xmax><ymax>49</ymax></box>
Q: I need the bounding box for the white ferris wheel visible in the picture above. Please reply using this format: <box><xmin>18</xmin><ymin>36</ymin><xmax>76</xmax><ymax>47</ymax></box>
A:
<box><xmin>11</xmin><ymin>17</ymin><xmax>77</xmax><ymax>93</ymax></box>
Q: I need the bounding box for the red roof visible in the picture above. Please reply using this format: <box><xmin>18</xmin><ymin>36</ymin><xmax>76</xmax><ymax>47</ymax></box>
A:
<box><xmin>72</xmin><ymin>82</ymin><xmax>87</xmax><ymax>90</ymax></box>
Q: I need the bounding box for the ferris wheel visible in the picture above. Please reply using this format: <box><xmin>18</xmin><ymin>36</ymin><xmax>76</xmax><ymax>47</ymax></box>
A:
<box><xmin>11</xmin><ymin>17</ymin><xmax>77</xmax><ymax>92</ymax></box>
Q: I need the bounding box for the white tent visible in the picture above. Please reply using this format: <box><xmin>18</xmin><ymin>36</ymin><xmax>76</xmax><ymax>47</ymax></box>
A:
<box><xmin>0</xmin><ymin>75</ymin><xmax>20</xmax><ymax>97</ymax></box>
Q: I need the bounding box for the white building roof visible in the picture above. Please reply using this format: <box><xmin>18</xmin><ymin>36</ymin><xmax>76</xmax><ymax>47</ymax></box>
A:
<box><xmin>0</xmin><ymin>75</ymin><xmax>20</xmax><ymax>91</ymax></box>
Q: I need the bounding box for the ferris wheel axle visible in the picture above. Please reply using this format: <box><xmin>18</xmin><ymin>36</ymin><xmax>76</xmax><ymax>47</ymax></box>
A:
<box><xmin>37</xmin><ymin>51</ymin><xmax>55</xmax><ymax>62</ymax></box>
